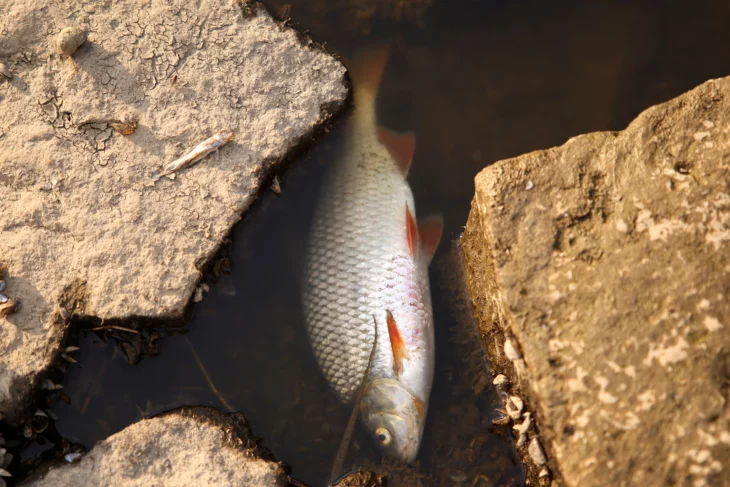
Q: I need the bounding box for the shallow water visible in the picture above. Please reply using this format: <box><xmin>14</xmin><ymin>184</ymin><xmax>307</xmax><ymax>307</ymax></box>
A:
<box><xmin>33</xmin><ymin>0</ymin><xmax>730</xmax><ymax>485</ymax></box>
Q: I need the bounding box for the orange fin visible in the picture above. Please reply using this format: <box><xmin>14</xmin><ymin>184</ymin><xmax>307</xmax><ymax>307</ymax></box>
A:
<box><xmin>378</xmin><ymin>127</ymin><xmax>416</xmax><ymax>176</ymax></box>
<box><xmin>413</xmin><ymin>397</ymin><xmax>425</xmax><ymax>419</ymax></box>
<box><xmin>349</xmin><ymin>44</ymin><xmax>391</xmax><ymax>102</ymax></box>
<box><xmin>418</xmin><ymin>214</ymin><xmax>444</xmax><ymax>264</ymax></box>
<box><xmin>405</xmin><ymin>205</ymin><xmax>418</xmax><ymax>257</ymax></box>
<box><xmin>386</xmin><ymin>310</ymin><xmax>408</xmax><ymax>376</ymax></box>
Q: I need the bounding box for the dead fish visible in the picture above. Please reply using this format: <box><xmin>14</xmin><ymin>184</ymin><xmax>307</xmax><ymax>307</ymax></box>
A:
<box><xmin>302</xmin><ymin>44</ymin><xmax>443</xmax><ymax>463</ymax></box>
<box><xmin>152</xmin><ymin>131</ymin><xmax>234</xmax><ymax>182</ymax></box>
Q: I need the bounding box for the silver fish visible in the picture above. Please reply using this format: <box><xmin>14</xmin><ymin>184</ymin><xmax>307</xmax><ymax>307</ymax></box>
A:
<box><xmin>302</xmin><ymin>45</ymin><xmax>443</xmax><ymax>462</ymax></box>
<box><xmin>152</xmin><ymin>131</ymin><xmax>234</xmax><ymax>182</ymax></box>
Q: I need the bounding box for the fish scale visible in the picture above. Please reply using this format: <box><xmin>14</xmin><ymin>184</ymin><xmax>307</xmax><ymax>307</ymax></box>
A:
<box><xmin>303</xmin><ymin>117</ymin><xmax>437</xmax><ymax>392</ymax></box>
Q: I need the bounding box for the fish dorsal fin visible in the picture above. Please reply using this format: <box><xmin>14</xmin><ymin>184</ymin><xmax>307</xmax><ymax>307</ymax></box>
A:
<box><xmin>386</xmin><ymin>310</ymin><xmax>408</xmax><ymax>376</ymax></box>
<box><xmin>378</xmin><ymin>127</ymin><xmax>416</xmax><ymax>176</ymax></box>
<box><xmin>418</xmin><ymin>215</ymin><xmax>444</xmax><ymax>265</ymax></box>
<box><xmin>405</xmin><ymin>204</ymin><xmax>418</xmax><ymax>257</ymax></box>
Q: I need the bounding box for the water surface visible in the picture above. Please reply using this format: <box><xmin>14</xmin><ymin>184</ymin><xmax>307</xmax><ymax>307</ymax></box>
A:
<box><xmin>38</xmin><ymin>0</ymin><xmax>730</xmax><ymax>485</ymax></box>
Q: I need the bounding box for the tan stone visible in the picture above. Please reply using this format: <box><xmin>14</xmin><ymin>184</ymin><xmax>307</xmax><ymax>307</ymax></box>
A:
<box><xmin>0</xmin><ymin>0</ymin><xmax>347</xmax><ymax>424</ymax></box>
<box><xmin>22</xmin><ymin>407</ymin><xmax>288</xmax><ymax>486</ymax></box>
<box><xmin>463</xmin><ymin>77</ymin><xmax>730</xmax><ymax>486</ymax></box>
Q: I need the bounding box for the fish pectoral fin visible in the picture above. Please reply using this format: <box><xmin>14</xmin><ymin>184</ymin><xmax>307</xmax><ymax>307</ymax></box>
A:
<box><xmin>377</xmin><ymin>127</ymin><xmax>416</xmax><ymax>176</ymax></box>
<box><xmin>386</xmin><ymin>310</ymin><xmax>408</xmax><ymax>376</ymax></box>
<box><xmin>418</xmin><ymin>214</ymin><xmax>444</xmax><ymax>265</ymax></box>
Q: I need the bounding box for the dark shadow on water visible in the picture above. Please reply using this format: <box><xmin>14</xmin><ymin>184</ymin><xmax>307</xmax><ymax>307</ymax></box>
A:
<box><xmin>43</xmin><ymin>0</ymin><xmax>730</xmax><ymax>485</ymax></box>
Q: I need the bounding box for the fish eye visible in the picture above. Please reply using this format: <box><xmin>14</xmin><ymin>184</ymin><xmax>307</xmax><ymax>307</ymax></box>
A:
<box><xmin>374</xmin><ymin>427</ymin><xmax>392</xmax><ymax>446</ymax></box>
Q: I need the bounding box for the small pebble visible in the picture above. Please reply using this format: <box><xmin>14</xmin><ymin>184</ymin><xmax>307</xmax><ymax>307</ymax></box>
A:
<box><xmin>525</xmin><ymin>180</ymin><xmax>534</xmax><ymax>190</ymax></box>
<box><xmin>64</xmin><ymin>452</ymin><xmax>82</xmax><ymax>463</ymax></box>
<box><xmin>56</xmin><ymin>26</ymin><xmax>87</xmax><ymax>56</ymax></box>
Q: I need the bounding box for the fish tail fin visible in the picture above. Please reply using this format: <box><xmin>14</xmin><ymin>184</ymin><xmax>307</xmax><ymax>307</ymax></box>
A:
<box><xmin>349</xmin><ymin>43</ymin><xmax>391</xmax><ymax>119</ymax></box>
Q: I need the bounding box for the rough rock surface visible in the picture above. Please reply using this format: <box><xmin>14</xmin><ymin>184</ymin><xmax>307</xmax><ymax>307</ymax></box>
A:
<box><xmin>22</xmin><ymin>407</ymin><xmax>288</xmax><ymax>486</ymax></box>
<box><xmin>463</xmin><ymin>76</ymin><xmax>730</xmax><ymax>486</ymax></box>
<box><xmin>0</xmin><ymin>0</ymin><xmax>347</xmax><ymax>424</ymax></box>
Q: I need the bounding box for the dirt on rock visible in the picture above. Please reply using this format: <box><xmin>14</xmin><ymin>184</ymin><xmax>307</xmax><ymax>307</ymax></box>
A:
<box><xmin>463</xmin><ymin>76</ymin><xmax>730</xmax><ymax>486</ymax></box>
<box><xmin>0</xmin><ymin>0</ymin><xmax>348</xmax><ymax>426</ymax></box>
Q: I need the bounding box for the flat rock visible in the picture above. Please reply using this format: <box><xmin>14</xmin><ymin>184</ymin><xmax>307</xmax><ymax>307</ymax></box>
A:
<box><xmin>22</xmin><ymin>407</ymin><xmax>288</xmax><ymax>486</ymax></box>
<box><xmin>0</xmin><ymin>0</ymin><xmax>347</xmax><ymax>424</ymax></box>
<box><xmin>463</xmin><ymin>77</ymin><xmax>730</xmax><ymax>486</ymax></box>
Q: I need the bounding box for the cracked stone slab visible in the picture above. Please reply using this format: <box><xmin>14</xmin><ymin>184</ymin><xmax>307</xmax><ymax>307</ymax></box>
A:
<box><xmin>0</xmin><ymin>0</ymin><xmax>347</xmax><ymax>424</ymax></box>
<box><xmin>463</xmin><ymin>77</ymin><xmax>730</xmax><ymax>486</ymax></box>
<box><xmin>22</xmin><ymin>407</ymin><xmax>289</xmax><ymax>486</ymax></box>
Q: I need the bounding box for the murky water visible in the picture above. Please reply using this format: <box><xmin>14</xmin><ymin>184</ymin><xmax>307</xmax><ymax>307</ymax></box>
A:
<box><xmin>21</xmin><ymin>0</ymin><xmax>730</xmax><ymax>485</ymax></box>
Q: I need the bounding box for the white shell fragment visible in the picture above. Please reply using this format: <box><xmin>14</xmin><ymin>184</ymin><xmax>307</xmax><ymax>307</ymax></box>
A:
<box><xmin>65</xmin><ymin>346</ymin><xmax>80</xmax><ymax>353</ymax></box>
<box><xmin>64</xmin><ymin>452</ymin><xmax>82</xmax><ymax>463</ymax></box>
<box><xmin>506</xmin><ymin>395</ymin><xmax>524</xmax><ymax>420</ymax></box>
<box><xmin>513</xmin><ymin>412</ymin><xmax>531</xmax><ymax>448</ymax></box>
<box><xmin>61</xmin><ymin>353</ymin><xmax>77</xmax><ymax>363</ymax></box>
<box><xmin>0</xmin><ymin>468</ymin><xmax>10</xmax><ymax>477</ymax></box>
<box><xmin>41</xmin><ymin>379</ymin><xmax>63</xmax><ymax>391</ymax></box>
<box><xmin>493</xmin><ymin>374</ymin><xmax>508</xmax><ymax>386</ymax></box>
<box><xmin>270</xmin><ymin>176</ymin><xmax>282</xmax><ymax>195</ymax></box>
<box><xmin>539</xmin><ymin>468</ymin><xmax>549</xmax><ymax>478</ymax></box>
<box><xmin>504</xmin><ymin>338</ymin><xmax>522</xmax><ymax>361</ymax></box>
<box><xmin>193</xmin><ymin>283</ymin><xmax>210</xmax><ymax>303</ymax></box>
<box><xmin>525</xmin><ymin>180</ymin><xmax>534</xmax><ymax>190</ymax></box>
<box><xmin>529</xmin><ymin>437</ymin><xmax>547</xmax><ymax>465</ymax></box>
<box><xmin>509</xmin><ymin>395</ymin><xmax>524</xmax><ymax>413</ymax></box>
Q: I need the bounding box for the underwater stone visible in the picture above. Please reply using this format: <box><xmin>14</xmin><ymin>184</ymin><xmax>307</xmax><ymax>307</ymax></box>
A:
<box><xmin>22</xmin><ymin>407</ymin><xmax>288</xmax><ymax>486</ymax></box>
<box><xmin>463</xmin><ymin>76</ymin><xmax>730</xmax><ymax>486</ymax></box>
<box><xmin>0</xmin><ymin>0</ymin><xmax>347</xmax><ymax>426</ymax></box>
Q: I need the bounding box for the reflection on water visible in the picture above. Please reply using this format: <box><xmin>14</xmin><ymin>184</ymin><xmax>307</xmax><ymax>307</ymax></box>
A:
<box><xmin>44</xmin><ymin>0</ymin><xmax>730</xmax><ymax>485</ymax></box>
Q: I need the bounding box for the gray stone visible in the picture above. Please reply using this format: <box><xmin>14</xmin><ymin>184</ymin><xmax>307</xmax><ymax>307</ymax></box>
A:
<box><xmin>22</xmin><ymin>407</ymin><xmax>288</xmax><ymax>486</ymax></box>
<box><xmin>0</xmin><ymin>0</ymin><xmax>347</xmax><ymax>425</ymax></box>
<box><xmin>463</xmin><ymin>77</ymin><xmax>730</xmax><ymax>486</ymax></box>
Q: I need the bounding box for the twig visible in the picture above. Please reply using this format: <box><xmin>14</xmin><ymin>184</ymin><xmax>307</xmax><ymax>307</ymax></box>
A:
<box><xmin>91</xmin><ymin>325</ymin><xmax>140</xmax><ymax>334</ymax></box>
<box><xmin>183</xmin><ymin>335</ymin><xmax>235</xmax><ymax>413</ymax></box>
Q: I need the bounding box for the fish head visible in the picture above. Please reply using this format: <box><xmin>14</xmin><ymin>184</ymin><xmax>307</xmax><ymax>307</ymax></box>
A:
<box><xmin>360</xmin><ymin>378</ymin><xmax>424</xmax><ymax>463</ymax></box>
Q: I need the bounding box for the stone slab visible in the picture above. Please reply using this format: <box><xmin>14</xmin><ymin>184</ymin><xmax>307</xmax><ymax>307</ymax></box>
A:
<box><xmin>463</xmin><ymin>77</ymin><xmax>730</xmax><ymax>486</ymax></box>
<box><xmin>0</xmin><ymin>0</ymin><xmax>347</xmax><ymax>424</ymax></box>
